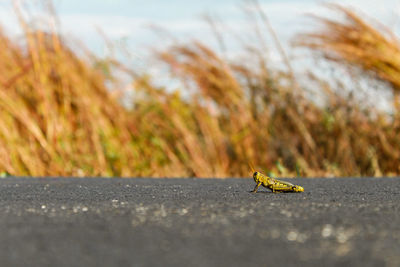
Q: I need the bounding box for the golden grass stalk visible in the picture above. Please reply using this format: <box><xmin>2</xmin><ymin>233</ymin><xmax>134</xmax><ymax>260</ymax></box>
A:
<box><xmin>297</xmin><ymin>4</ymin><xmax>400</xmax><ymax>107</ymax></box>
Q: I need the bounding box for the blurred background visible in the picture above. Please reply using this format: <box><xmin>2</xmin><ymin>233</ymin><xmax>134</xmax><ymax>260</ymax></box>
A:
<box><xmin>0</xmin><ymin>0</ymin><xmax>399</xmax><ymax>178</ymax></box>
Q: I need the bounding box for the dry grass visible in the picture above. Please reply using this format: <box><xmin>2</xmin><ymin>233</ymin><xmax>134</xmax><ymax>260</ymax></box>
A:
<box><xmin>0</xmin><ymin>23</ymin><xmax>138</xmax><ymax>176</ymax></box>
<box><xmin>297</xmin><ymin>4</ymin><xmax>400</xmax><ymax>110</ymax></box>
<box><xmin>0</xmin><ymin>2</ymin><xmax>399</xmax><ymax>177</ymax></box>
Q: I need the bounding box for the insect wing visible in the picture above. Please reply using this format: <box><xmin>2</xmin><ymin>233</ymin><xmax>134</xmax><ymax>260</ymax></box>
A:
<box><xmin>274</xmin><ymin>178</ymin><xmax>295</xmax><ymax>187</ymax></box>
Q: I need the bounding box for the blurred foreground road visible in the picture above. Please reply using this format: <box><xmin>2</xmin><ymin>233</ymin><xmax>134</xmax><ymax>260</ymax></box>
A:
<box><xmin>0</xmin><ymin>177</ymin><xmax>399</xmax><ymax>267</ymax></box>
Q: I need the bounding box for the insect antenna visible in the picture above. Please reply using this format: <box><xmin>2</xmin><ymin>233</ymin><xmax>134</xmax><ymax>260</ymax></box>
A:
<box><xmin>248</xmin><ymin>162</ymin><xmax>255</xmax><ymax>174</ymax></box>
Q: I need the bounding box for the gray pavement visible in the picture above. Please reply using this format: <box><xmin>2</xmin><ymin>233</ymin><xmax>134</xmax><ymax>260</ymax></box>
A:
<box><xmin>0</xmin><ymin>177</ymin><xmax>399</xmax><ymax>267</ymax></box>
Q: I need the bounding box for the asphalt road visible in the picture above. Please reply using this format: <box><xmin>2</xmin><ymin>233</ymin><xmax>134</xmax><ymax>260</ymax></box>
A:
<box><xmin>0</xmin><ymin>177</ymin><xmax>399</xmax><ymax>267</ymax></box>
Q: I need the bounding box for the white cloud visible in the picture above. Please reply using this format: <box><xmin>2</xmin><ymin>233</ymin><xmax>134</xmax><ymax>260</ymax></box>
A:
<box><xmin>59</xmin><ymin>14</ymin><xmax>146</xmax><ymax>36</ymax></box>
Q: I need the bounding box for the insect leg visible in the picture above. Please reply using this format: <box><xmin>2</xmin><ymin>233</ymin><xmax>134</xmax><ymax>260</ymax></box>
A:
<box><xmin>268</xmin><ymin>180</ymin><xmax>277</xmax><ymax>193</ymax></box>
<box><xmin>270</xmin><ymin>184</ymin><xmax>281</xmax><ymax>193</ymax></box>
<box><xmin>251</xmin><ymin>182</ymin><xmax>261</xmax><ymax>193</ymax></box>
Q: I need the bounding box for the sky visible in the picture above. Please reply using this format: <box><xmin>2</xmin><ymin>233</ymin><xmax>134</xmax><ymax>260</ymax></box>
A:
<box><xmin>0</xmin><ymin>0</ymin><xmax>399</xmax><ymax>57</ymax></box>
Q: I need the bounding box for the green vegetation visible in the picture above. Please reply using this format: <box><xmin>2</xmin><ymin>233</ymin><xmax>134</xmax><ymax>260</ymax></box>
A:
<box><xmin>0</xmin><ymin>3</ymin><xmax>399</xmax><ymax>177</ymax></box>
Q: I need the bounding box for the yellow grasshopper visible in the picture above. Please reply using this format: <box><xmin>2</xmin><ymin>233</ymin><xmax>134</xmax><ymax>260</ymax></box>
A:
<box><xmin>249</xmin><ymin>165</ymin><xmax>304</xmax><ymax>193</ymax></box>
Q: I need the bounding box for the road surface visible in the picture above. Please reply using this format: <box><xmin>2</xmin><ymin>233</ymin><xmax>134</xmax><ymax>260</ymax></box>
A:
<box><xmin>0</xmin><ymin>177</ymin><xmax>399</xmax><ymax>267</ymax></box>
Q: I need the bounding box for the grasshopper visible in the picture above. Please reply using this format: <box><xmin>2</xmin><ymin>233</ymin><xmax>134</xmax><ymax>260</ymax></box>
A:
<box><xmin>251</xmin><ymin>171</ymin><xmax>304</xmax><ymax>193</ymax></box>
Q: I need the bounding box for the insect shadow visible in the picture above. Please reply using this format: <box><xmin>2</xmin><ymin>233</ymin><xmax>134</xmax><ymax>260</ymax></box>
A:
<box><xmin>248</xmin><ymin>190</ymin><xmax>300</xmax><ymax>194</ymax></box>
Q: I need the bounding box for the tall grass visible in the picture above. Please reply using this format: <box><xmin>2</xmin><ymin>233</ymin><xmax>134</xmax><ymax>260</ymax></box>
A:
<box><xmin>0</xmin><ymin>12</ymin><xmax>139</xmax><ymax>176</ymax></box>
<box><xmin>297</xmin><ymin>4</ymin><xmax>400</xmax><ymax>111</ymax></box>
<box><xmin>0</xmin><ymin>3</ymin><xmax>399</xmax><ymax>177</ymax></box>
